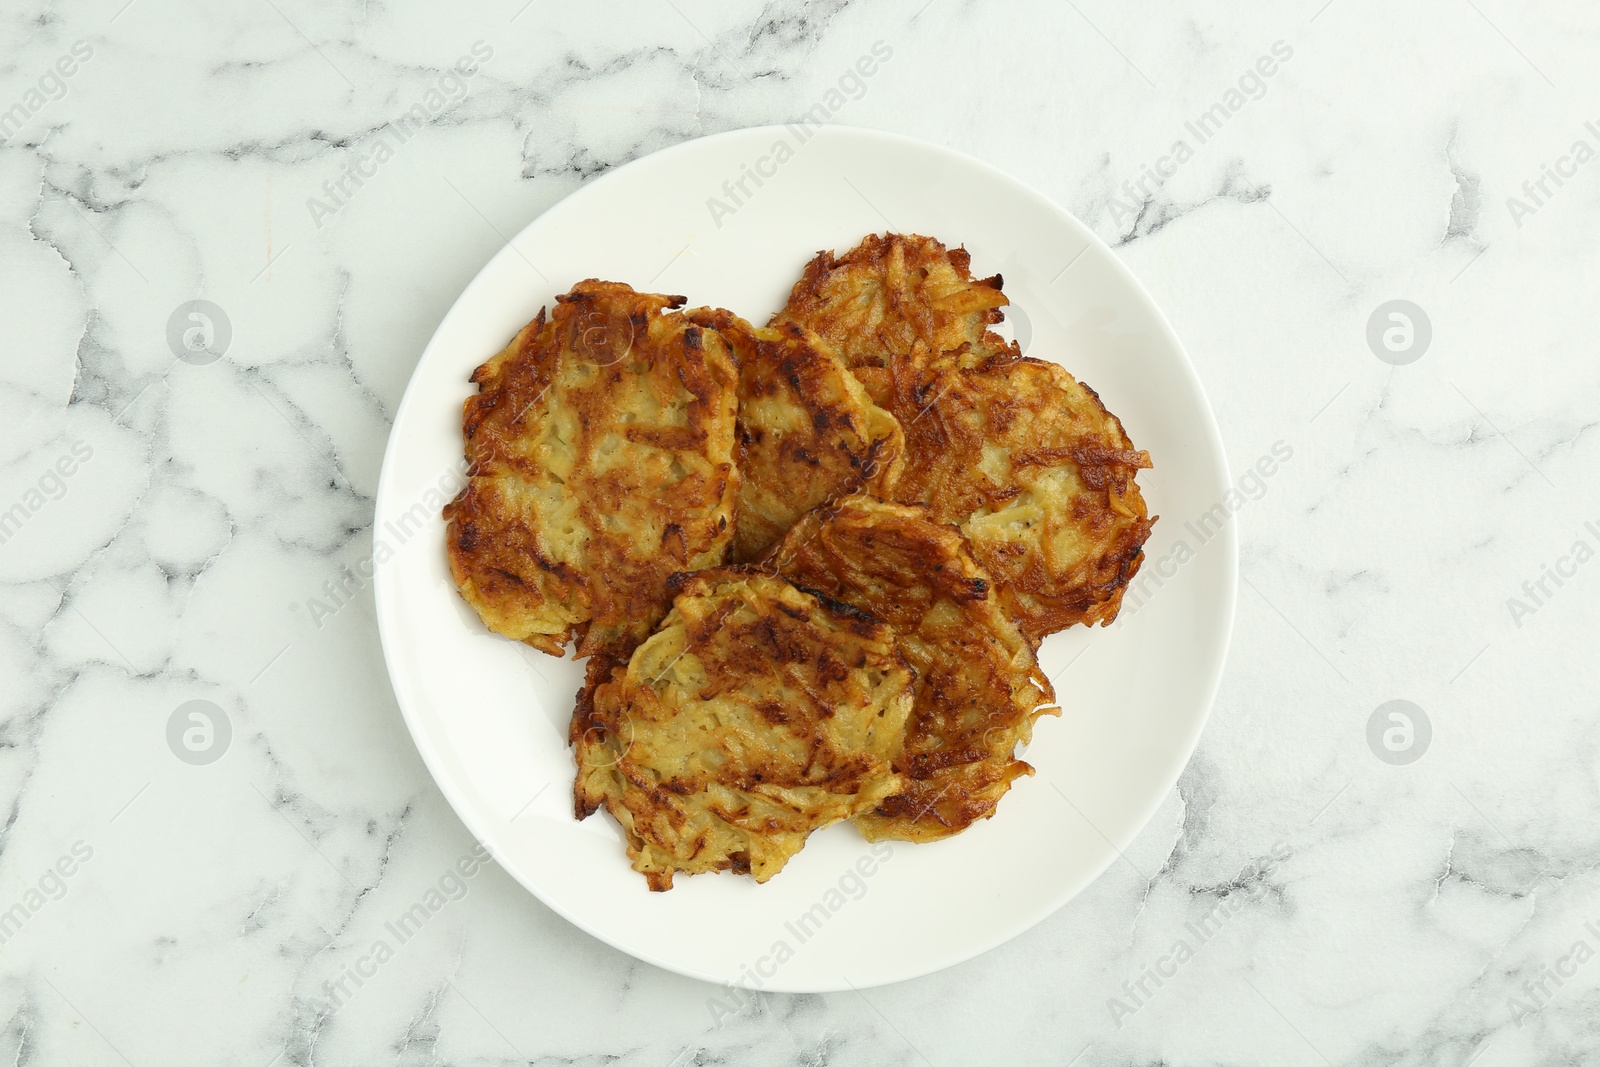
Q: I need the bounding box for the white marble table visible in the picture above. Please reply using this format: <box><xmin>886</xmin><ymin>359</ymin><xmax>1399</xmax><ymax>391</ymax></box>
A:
<box><xmin>3</xmin><ymin>0</ymin><xmax>1597</xmax><ymax>1063</ymax></box>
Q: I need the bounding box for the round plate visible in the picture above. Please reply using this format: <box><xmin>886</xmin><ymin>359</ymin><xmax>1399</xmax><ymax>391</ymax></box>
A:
<box><xmin>374</xmin><ymin>125</ymin><xmax>1236</xmax><ymax>992</ymax></box>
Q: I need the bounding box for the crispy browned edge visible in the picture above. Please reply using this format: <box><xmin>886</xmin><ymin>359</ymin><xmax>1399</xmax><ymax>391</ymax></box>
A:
<box><xmin>775</xmin><ymin>232</ymin><xmax>1011</xmax><ymax>370</ymax></box>
<box><xmin>777</xmin><ymin>232</ymin><xmax>1155</xmax><ymax>642</ymax></box>
<box><xmin>874</xmin><ymin>350</ymin><xmax>1154</xmax><ymax>642</ymax></box>
<box><xmin>441</xmin><ymin>280</ymin><xmax>741</xmax><ymax>758</ymax></box>
<box><xmin>571</xmin><ymin>567</ymin><xmax>910</xmax><ymax>889</ymax></box>
<box><xmin>745</xmin><ymin>495</ymin><xmax>1060</xmax><ymax>839</ymax></box>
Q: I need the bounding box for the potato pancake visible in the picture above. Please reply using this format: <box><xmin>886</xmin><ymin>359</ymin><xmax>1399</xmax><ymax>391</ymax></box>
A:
<box><xmin>687</xmin><ymin>308</ymin><xmax>904</xmax><ymax>562</ymax></box>
<box><xmin>756</xmin><ymin>495</ymin><xmax>1057</xmax><ymax>841</ymax></box>
<box><xmin>777</xmin><ymin>234</ymin><xmax>1154</xmax><ymax>642</ymax></box>
<box><xmin>862</xmin><ymin>347</ymin><xmax>1153</xmax><ymax>642</ymax></box>
<box><xmin>776</xmin><ymin>232</ymin><xmax>1010</xmax><ymax>372</ymax></box>
<box><xmin>573</xmin><ymin>570</ymin><xmax>912</xmax><ymax>890</ymax></box>
<box><xmin>443</xmin><ymin>281</ymin><xmax>740</xmax><ymax>659</ymax></box>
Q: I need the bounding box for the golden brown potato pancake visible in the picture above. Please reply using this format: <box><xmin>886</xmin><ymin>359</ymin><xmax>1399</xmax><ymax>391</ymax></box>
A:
<box><xmin>755</xmin><ymin>495</ymin><xmax>1057</xmax><ymax>841</ymax></box>
<box><xmin>687</xmin><ymin>308</ymin><xmax>904</xmax><ymax>562</ymax></box>
<box><xmin>777</xmin><ymin>233</ymin><xmax>1154</xmax><ymax>643</ymax></box>
<box><xmin>870</xmin><ymin>351</ymin><xmax>1158</xmax><ymax>643</ymax></box>
<box><xmin>775</xmin><ymin>232</ymin><xmax>1010</xmax><ymax>373</ymax></box>
<box><xmin>443</xmin><ymin>280</ymin><xmax>740</xmax><ymax>660</ymax></box>
<box><xmin>573</xmin><ymin>570</ymin><xmax>912</xmax><ymax>890</ymax></box>
<box><xmin>863</xmin><ymin>349</ymin><xmax>1153</xmax><ymax>643</ymax></box>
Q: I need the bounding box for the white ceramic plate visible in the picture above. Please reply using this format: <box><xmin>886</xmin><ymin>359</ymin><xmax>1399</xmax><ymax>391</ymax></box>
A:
<box><xmin>374</xmin><ymin>125</ymin><xmax>1236</xmax><ymax>992</ymax></box>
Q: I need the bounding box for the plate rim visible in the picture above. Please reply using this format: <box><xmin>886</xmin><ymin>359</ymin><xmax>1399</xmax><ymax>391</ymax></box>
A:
<box><xmin>372</xmin><ymin>122</ymin><xmax>1239</xmax><ymax>991</ymax></box>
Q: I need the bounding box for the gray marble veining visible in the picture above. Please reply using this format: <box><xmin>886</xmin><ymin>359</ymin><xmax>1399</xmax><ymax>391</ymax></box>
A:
<box><xmin>1</xmin><ymin>0</ymin><xmax>1597</xmax><ymax>1063</ymax></box>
